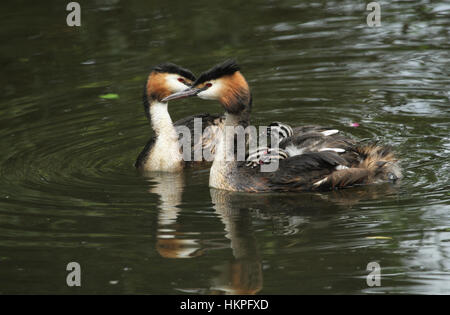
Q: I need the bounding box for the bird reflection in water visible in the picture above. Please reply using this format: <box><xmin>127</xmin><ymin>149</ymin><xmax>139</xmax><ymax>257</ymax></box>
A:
<box><xmin>147</xmin><ymin>171</ymin><xmax>399</xmax><ymax>294</ymax></box>
<box><xmin>208</xmin><ymin>188</ymin><xmax>263</xmax><ymax>295</ymax></box>
<box><xmin>147</xmin><ymin>172</ymin><xmax>204</xmax><ymax>259</ymax></box>
<box><xmin>146</xmin><ymin>171</ymin><xmax>263</xmax><ymax>294</ymax></box>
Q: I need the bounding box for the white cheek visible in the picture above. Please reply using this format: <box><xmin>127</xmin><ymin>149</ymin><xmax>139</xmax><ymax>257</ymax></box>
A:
<box><xmin>198</xmin><ymin>82</ymin><xmax>223</xmax><ymax>100</ymax></box>
<box><xmin>166</xmin><ymin>75</ymin><xmax>189</xmax><ymax>92</ymax></box>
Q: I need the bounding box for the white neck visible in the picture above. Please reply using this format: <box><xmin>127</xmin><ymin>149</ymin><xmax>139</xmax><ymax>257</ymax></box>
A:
<box><xmin>209</xmin><ymin>113</ymin><xmax>241</xmax><ymax>189</ymax></box>
<box><xmin>150</xmin><ymin>101</ymin><xmax>176</xmax><ymax>137</ymax></box>
<box><xmin>144</xmin><ymin>101</ymin><xmax>183</xmax><ymax>172</ymax></box>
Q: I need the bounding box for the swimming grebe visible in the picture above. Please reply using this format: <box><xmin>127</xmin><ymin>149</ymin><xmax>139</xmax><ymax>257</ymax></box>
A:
<box><xmin>135</xmin><ymin>63</ymin><xmax>224</xmax><ymax>172</ymax></box>
<box><xmin>163</xmin><ymin>60</ymin><xmax>402</xmax><ymax>192</ymax></box>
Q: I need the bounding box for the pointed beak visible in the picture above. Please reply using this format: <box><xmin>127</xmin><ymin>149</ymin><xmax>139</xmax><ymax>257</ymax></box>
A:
<box><xmin>162</xmin><ymin>87</ymin><xmax>202</xmax><ymax>102</ymax></box>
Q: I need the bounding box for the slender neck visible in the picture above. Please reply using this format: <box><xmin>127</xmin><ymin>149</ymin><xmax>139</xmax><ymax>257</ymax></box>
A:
<box><xmin>224</xmin><ymin>112</ymin><xmax>243</xmax><ymax>126</ymax></box>
<box><xmin>149</xmin><ymin>100</ymin><xmax>177</xmax><ymax>140</ymax></box>
<box><xmin>216</xmin><ymin>112</ymin><xmax>242</xmax><ymax>160</ymax></box>
<box><xmin>210</xmin><ymin>112</ymin><xmax>247</xmax><ymax>189</ymax></box>
<box><xmin>142</xmin><ymin>100</ymin><xmax>183</xmax><ymax>172</ymax></box>
<box><xmin>210</xmin><ymin>88</ymin><xmax>252</xmax><ymax>189</ymax></box>
<box><xmin>215</xmin><ymin>93</ymin><xmax>251</xmax><ymax>162</ymax></box>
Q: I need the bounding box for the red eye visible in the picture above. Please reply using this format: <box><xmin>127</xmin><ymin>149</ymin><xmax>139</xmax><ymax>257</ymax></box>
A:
<box><xmin>178</xmin><ymin>78</ymin><xmax>185</xmax><ymax>83</ymax></box>
<box><xmin>205</xmin><ymin>83</ymin><xmax>212</xmax><ymax>88</ymax></box>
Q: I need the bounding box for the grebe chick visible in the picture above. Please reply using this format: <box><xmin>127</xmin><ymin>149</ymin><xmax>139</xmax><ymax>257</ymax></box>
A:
<box><xmin>267</xmin><ymin>122</ymin><xmax>294</xmax><ymax>140</ymax></box>
<box><xmin>163</xmin><ymin>60</ymin><xmax>402</xmax><ymax>192</ymax></box>
<box><xmin>135</xmin><ymin>63</ymin><xmax>224</xmax><ymax>172</ymax></box>
<box><xmin>267</xmin><ymin>122</ymin><xmax>346</xmax><ymax>156</ymax></box>
<box><xmin>246</xmin><ymin>125</ymin><xmax>344</xmax><ymax>169</ymax></box>
<box><xmin>245</xmin><ymin>147</ymin><xmax>289</xmax><ymax>168</ymax></box>
<box><xmin>277</xmin><ymin>125</ymin><xmax>355</xmax><ymax>158</ymax></box>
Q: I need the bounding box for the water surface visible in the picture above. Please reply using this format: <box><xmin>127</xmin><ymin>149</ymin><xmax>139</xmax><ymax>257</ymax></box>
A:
<box><xmin>0</xmin><ymin>0</ymin><xmax>449</xmax><ymax>294</ymax></box>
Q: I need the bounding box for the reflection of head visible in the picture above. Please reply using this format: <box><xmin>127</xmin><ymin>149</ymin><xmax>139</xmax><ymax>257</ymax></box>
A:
<box><xmin>156</xmin><ymin>238</ymin><xmax>204</xmax><ymax>259</ymax></box>
<box><xmin>211</xmin><ymin>260</ymin><xmax>263</xmax><ymax>295</ymax></box>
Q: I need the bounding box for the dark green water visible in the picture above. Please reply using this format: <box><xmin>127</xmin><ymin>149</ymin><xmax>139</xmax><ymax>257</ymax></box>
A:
<box><xmin>0</xmin><ymin>0</ymin><xmax>449</xmax><ymax>294</ymax></box>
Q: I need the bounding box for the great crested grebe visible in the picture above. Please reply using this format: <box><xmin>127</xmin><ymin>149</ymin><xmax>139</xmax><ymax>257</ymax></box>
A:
<box><xmin>135</xmin><ymin>63</ymin><xmax>225</xmax><ymax>172</ymax></box>
<box><xmin>163</xmin><ymin>60</ymin><xmax>402</xmax><ymax>192</ymax></box>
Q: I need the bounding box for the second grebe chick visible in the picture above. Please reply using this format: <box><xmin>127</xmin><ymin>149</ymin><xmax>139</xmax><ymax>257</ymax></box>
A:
<box><xmin>246</xmin><ymin>125</ymin><xmax>345</xmax><ymax>169</ymax></box>
<box><xmin>135</xmin><ymin>63</ymin><xmax>224</xmax><ymax>172</ymax></box>
<box><xmin>267</xmin><ymin>122</ymin><xmax>344</xmax><ymax>157</ymax></box>
<box><xmin>245</xmin><ymin>147</ymin><xmax>289</xmax><ymax>168</ymax></box>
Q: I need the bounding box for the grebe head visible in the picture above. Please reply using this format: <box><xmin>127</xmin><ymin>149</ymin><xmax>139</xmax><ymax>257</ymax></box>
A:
<box><xmin>163</xmin><ymin>59</ymin><xmax>252</xmax><ymax>116</ymax></box>
<box><xmin>144</xmin><ymin>63</ymin><xmax>196</xmax><ymax>104</ymax></box>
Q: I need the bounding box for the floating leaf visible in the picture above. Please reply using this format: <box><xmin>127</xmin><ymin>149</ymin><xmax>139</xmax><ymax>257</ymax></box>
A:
<box><xmin>99</xmin><ymin>93</ymin><xmax>119</xmax><ymax>100</ymax></box>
